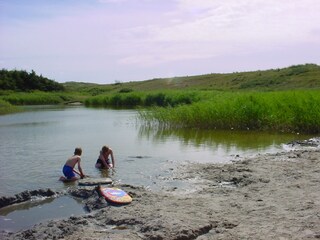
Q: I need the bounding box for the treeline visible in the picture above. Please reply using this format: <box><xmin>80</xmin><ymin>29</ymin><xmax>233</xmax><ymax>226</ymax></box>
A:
<box><xmin>0</xmin><ymin>69</ymin><xmax>64</xmax><ymax>91</ymax></box>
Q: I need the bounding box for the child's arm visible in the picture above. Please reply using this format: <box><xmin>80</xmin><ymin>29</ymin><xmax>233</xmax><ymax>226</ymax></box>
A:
<box><xmin>77</xmin><ymin>158</ymin><xmax>85</xmax><ymax>178</ymax></box>
<box><xmin>110</xmin><ymin>149</ymin><xmax>115</xmax><ymax>168</ymax></box>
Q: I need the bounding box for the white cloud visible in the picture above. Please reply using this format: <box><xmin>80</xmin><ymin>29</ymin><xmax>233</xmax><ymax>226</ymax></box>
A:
<box><xmin>115</xmin><ymin>0</ymin><xmax>320</xmax><ymax>67</ymax></box>
<box><xmin>152</xmin><ymin>0</ymin><xmax>320</xmax><ymax>43</ymax></box>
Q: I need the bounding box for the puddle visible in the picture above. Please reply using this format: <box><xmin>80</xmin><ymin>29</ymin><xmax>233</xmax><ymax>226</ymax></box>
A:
<box><xmin>0</xmin><ymin>196</ymin><xmax>86</xmax><ymax>232</ymax></box>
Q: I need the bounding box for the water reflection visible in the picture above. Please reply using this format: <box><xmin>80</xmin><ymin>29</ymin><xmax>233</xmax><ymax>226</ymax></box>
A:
<box><xmin>138</xmin><ymin>125</ymin><xmax>314</xmax><ymax>152</ymax></box>
<box><xmin>0</xmin><ymin>121</ymin><xmax>57</xmax><ymax>128</ymax></box>
<box><xmin>0</xmin><ymin>197</ymin><xmax>55</xmax><ymax>216</ymax></box>
<box><xmin>0</xmin><ymin>196</ymin><xmax>85</xmax><ymax>232</ymax></box>
<box><xmin>96</xmin><ymin>168</ymin><xmax>116</xmax><ymax>179</ymax></box>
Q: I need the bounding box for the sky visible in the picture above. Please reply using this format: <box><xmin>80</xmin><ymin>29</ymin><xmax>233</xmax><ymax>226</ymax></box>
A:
<box><xmin>1</xmin><ymin>0</ymin><xmax>320</xmax><ymax>84</ymax></box>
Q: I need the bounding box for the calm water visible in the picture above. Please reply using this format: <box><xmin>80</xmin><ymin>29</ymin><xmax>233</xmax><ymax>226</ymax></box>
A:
<box><xmin>0</xmin><ymin>105</ymin><xmax>316</xmax><ymax>196</ymax></box>
<box><xmin>0</xmin><ymin>196</ymin><xmax>85</xmax><ymax>232</ymax></box>
<box><xmin>0</xmin><ymin>106</ymin><xmax>316</xmax><ymax>231</ymax></box>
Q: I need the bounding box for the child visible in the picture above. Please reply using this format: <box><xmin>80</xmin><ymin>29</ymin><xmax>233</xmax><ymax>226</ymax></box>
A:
<box><xmin>60</xmin><ymin>147</ymin><xmax>85</xmax><ymax>182</ymax></box>
<box><xmin>95</xmin><ymin>145</ymin><xmax>115</xmax><ymax>169</ymax></box>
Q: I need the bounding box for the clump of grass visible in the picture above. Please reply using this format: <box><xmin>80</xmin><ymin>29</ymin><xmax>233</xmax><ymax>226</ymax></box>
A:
<box><xmin>0</xmin><ymin>99</ymin><xmax>19</xmax><ymax>115</ymax></box>
<box><xmin>139</xmin><ymin>91</ymin><xmax>320</xmax><ymax>134</ymax></box>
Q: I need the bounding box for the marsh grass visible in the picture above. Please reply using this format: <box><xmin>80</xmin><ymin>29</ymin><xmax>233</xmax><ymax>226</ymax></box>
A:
<box><xmin>0</xmin><ymin>91</ymin><xmax>76</xmax><ymax>105</ymax></box>
<box><xmin>0</xmin><ymin>99</ymin><xmax>19</xmax><ymax>115</ymax></box>
<box><xmin>84</xmin><ymin>91</ymin><xmax>200</xmax><ymax>108</ymax></box>
<box><xmin>139</xmin><ymin>91</ymin><xmax>320</xmax><ymax>133</ymax></box>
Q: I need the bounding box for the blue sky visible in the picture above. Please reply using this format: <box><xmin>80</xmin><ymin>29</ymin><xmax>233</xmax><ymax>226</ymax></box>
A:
<box><xmin>1</xmin><ymin>0</ymin><xmax>320</xmax><ymax>83</ymax></box>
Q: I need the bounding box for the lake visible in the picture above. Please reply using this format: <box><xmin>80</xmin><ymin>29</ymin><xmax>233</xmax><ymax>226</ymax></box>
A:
<box><xmin>0</xmin><ymin>105</ymin><xmax>316</xmax><ymax>231</ymax></box>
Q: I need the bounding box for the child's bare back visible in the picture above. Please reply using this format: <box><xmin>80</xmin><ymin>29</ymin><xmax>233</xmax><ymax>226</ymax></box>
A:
<box><xmin>65</xmin><ymin>155</ymin><xmax>81</xmax><ymax>168</ymax></box>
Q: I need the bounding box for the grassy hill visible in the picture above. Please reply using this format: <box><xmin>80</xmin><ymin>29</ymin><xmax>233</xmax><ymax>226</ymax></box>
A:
<box><xmin>63</xmin><ymin>64</ymin><xmax>320</xmax><ymax>92</ymax></box>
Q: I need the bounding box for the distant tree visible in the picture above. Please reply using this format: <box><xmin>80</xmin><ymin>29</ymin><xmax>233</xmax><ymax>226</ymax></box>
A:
<box><xmin>0</xmin><ymin>69</ymin><xmax>64</xmax><ymax>91</ymax></box>
<box><xmin>114</xmin><ymin>80</ymin><xmax>122</xmax><ymax>85</ymax></box>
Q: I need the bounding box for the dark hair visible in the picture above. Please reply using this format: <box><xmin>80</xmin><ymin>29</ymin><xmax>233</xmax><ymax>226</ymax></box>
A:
<box><xmin>74</xmin><ymin>147</ymin><xmax>82</xmax><ymax>156</ymax></box>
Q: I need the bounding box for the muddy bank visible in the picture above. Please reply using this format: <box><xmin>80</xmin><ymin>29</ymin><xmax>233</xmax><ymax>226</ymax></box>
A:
<box><xmin>1</xmin><ymin>147</ymin><xmax>320</xmax><ymax>239</ymax></box>
<box><xmin>0</xmin><ymin>189</ymin><xmax>57</xmax><ymax>209</ymax></box>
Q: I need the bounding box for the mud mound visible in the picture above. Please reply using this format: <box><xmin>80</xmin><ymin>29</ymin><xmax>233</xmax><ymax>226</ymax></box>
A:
<box><xmin>0</xmin><ymin>189</ymin><xmax>57</xmax><ymax>209</ymax></box>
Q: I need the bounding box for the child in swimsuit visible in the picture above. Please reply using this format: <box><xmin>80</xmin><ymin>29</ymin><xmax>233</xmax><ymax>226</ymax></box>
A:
<box><xmin>95</xmin><ymin>145</ymin><xmax>115</xmax><ymax>169</ymax></box>
<box><xmin>60</xmin><ymin>147</ymin><xmax>85</xmax><ymax>181</ymax></box>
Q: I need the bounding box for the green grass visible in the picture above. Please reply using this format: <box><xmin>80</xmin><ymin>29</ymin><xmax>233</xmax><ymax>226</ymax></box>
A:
<box><xmin>0</xmin><ymin>91</ymin><xmax>87</xmax><ymax>105</ymax></box>
<box><xmin>63</xmin><ymin>64</ymin><xmax>320</xmax><ymax>92</ymax></box>
<box><xmin>139</xmin><ymin>90</ymin><xmax>320</xmax><ymax>133</ymax></box>
<box><xmin>84</xmin><ymin>90</ymin><xmax>201</xmax><ymax>108</ymax></box>
<box><xmin>0</xmin><ymin>99</ymin><xmax>19</xmax><ymax>115</ymax></box>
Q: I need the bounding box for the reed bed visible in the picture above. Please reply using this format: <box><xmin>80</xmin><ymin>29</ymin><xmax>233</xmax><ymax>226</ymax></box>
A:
<box><xmin>139</xmin><ymin>91</ymin><xmax>320</xmax><ymax>134</ymax></box>
<box><xmin>0</xmin><ymin>99</ymin><xmax>19</xmax><ymax>115</ymax></box>
<box><xmin>0</xmin><ymin>91</ymin><xmax>73</xmax><ymax>105</ymax></box>
<box><xmin>84</xmin><ymin>91</ymin><xmax>200</xmax><ymax>108</ymax></box>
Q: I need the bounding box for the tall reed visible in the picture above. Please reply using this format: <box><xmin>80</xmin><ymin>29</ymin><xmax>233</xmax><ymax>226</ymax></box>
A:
<box><xmin>85</xmin><ymin>91</ymin><xmax>200</xmax><ymax>108</ymax></box>
<box><xmin>0</xmin><ymin>99</ymin><xmax>19</xmax><ymax>115</ymax></box>
<box><xmin>139</xmin><ymin>91</ymin><xmax>320</xmax><ymax>133</ymax></box>
<box><xmin>1</xmin><ymin>91</ymin><xmax>72</xmax><ymax>105</ymax></box>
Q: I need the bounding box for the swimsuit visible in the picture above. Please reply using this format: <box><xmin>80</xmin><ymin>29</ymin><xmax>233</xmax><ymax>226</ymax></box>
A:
<box><xmin>63</xmin><ymin>165</ymin><xmax>75</xmax><ymax>179</ymax></box>
<box><xmin>96</xmin><ymin>159</ymin><xmax>103</xmax><ymax>165</ymax></box>
<box><xmin>96</xmin><ymin>158</ymin><xmax>112</xmax><ymax>168</ymax></box>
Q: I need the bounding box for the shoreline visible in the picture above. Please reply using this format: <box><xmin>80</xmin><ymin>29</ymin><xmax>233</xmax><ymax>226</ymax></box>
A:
<box><xmin>1</xmin><ymin>145</ymin><xmax>320</xmax><ymax>239</ymax></box>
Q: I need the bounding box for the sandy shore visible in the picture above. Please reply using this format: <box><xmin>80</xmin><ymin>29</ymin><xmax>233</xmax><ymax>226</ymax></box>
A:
<box><xmin>1</xmin><ymin>143</ymin><xmax>320</xmax><ymax>239</ymax></box>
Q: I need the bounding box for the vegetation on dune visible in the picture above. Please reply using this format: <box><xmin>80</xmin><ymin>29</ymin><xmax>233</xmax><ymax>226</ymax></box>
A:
<box><xmin>63</xmin><ymin>64</ymin><xmax>320</xmax><ymax>92</ymax></box>
<box><xmin>0</xmin><ymin>69</ymin><xmax>64</xmax><ymax>91</ymax></box>
<box><xmin>62</xmin><ymin>81</ymin><xmax>113</xmax><ymax>96</ymax></box>
<box><xmin>0</xmin><ymin>70</ymin><xmax>90</xmax><ymax>106</ymax></box>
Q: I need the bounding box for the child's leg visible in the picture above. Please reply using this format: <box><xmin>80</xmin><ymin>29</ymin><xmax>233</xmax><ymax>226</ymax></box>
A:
<box><xmin>59</xmin><ymin>176</ymin><xmax>66</xmax><ymax>181</ymax></box>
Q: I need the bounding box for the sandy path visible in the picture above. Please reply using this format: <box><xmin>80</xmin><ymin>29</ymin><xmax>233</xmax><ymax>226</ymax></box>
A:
<box><xmin>1</xmin><ymin>147</ymin><xmax>320</xmax><ymax>239</ymax></box>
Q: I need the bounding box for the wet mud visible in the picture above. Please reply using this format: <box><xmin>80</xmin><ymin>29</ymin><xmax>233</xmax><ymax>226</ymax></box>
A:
<box><xmin>0</xmin><ymin>189</ymin><xmax>57</xmax><ymax>209</ymax></box>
